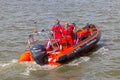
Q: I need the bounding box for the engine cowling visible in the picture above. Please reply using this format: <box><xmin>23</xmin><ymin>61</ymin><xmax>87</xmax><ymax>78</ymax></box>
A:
<box><xmin>30</xmin><ymin>44</ymin><xmax>48</xmax><ymax>65</ymax></box>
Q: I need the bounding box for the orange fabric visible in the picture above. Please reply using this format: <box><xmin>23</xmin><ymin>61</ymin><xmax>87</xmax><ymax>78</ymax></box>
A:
<box><xmin>77</xmin><ymin>32</ymin><xmax>81</xmax><ymax>37</ymax></box>
<box><xmin>19</xmin><ymin>51</ymin><xmax>34</xmax><ymax>62</ymax></box>
<box><xmin>89</xmin><ymin>28</ymin><xmax>93</xmax><ymax>35</ymax></box>
<box><xmin>80</xmin><ymin>28</ymin><xmax>90</xmax><ymax>37</ymax></box>
<box><xmin>48</xmin><ymin>54</ymin><xmax>61</xmax><ymax>66</ymax></box>
<box><xmin>60</xmin><ymin>38</ymin><xmax>68</xmax><ymax>50</ymax></box>
<box><xmin>33</xmin><ymin>28</ymin><xmax>38</xmax><ymax>33</ymax></box>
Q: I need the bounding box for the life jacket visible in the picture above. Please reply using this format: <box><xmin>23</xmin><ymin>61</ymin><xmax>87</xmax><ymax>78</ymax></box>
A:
<box><xmin>80</xmin><ymin>28</ymin><xmax>90</xmax><ymax>38</ymax></box>
<box><xmin>76</xmin><ymin>28</ymin><xmax>90</xmax><ymax>41</ymax></box>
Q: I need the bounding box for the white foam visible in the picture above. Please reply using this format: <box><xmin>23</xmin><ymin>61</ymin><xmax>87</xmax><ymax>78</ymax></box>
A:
<box><xmin>11</xmin><ymin>59</ymin><xmax>18</xmax><ymax>63</ymax></box>
<box><xmin>20</xmin><ymin>62</ymin><xmax>58</xmax><ymax>76</ymax></box>
<box><xmin>0</xmin><ymin>59</ymin><xmax>18</xmax><ymax>67</ymax></box>
<box><xmin>0</xmin><ymin>63</ymin><xmax>11</xmax><ymax>67</ymax></box>
<box><xmin>94</xmin><ymin>47</ymin><xmax>109</xmax><ymax>55</ymax></box>
<box><xmin>21</xmin><ymin>66</ymin><xmax>36</xmax><ymax>76</ymax></box>
<box><xmin>81</xmin><ymin>56</ymin><xmax>90</xmax><ymax>62</ymax></box>
<box><xmin>67</xmin><ymin>57</ymin><xmax>90</xmax><ymax>66</ymax></box>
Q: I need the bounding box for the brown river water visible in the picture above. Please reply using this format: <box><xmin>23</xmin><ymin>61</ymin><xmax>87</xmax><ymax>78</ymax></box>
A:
<box><xmin>0</xmin><ymin>0</ymin><xmax>120</xmax><ymax>80</ymax></box>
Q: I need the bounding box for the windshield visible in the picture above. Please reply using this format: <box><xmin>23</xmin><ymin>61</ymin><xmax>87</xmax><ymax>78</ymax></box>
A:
<box><xmin>29</xmin><ymin>31</ymin><xmax>51</xmax><ymax>45</ymax></box>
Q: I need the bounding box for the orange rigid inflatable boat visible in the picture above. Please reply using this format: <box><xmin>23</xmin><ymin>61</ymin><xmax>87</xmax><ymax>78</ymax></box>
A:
<box><xmin>19</xmin><ymin>24</ymin><xmax>101</xmax><ymax>66</ymax></box>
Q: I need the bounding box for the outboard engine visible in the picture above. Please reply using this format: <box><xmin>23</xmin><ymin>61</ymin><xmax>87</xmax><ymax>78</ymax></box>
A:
<box><xmin>30</xmin><ymin>44</ymin><xmax>48</xmax><ymax>65</ymax></box>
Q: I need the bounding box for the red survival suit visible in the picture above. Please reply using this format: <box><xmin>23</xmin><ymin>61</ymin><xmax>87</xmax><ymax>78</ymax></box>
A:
<box><xmin>52</xmin><ymin>24</ymin><xmax>62</xmax><ymax>39</ymax></box>
<box><xmin>61</xmin><ymin>26</ymin><xmax>73</xmax><ymax>47</ymax></box>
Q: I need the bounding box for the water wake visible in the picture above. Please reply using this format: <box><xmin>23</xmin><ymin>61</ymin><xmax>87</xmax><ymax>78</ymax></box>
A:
<box><xmin>20</xmin><ymin>56</ymin><xmax>91</xmax><ymax>76</ymax></box>
<box><xmin>94</xmin><ymin>47</ymin><xmax>109</xmax><ymax>55</ymax></box>
<box><xmin>0</xmin><ymin>59</ymin><xmax>18</xmax><ymax>68</ymax></box>
<box><xmin>0</xmin><ymin>59</ymin><xmax>57</xmax><ymax>76</ymax></box>
<box><xmin>20</xmin><ymin>62</ymin><xmax>58</xmax><ymax>76</ymax></box>
<box><xmin>67</xmin><ymin>56</ymin><xmax>90</xmax><ymax>66</ymax></box>
<box><xmin>66</xmin><ymin>47</ymin><xmax>109</xmax><ymax>66</ymax></box>
<box><xmin>0</xmin><ymin>47</ymin><xmax>108</xmax><ymax>76</ymax></box>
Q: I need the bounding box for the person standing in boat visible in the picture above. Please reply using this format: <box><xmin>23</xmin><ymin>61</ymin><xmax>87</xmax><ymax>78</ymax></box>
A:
<box><xmin>46</xmin><ymin>19</ymin><xmax>63</xmax><ymax>51</ymax></box>
<box><xmin>69</xmin><ymin>23</ymin><xmax>78</xmax><ymax>44</ymax></box>
<box><xmin>61</xmin><ymin>22</ymin><xmax>73</xmax><ymax>47</ymax></box>
<box><xmin>51</xmin><ymin>19</ymin><xmax>63</xmax><ymax>40</ymax></box>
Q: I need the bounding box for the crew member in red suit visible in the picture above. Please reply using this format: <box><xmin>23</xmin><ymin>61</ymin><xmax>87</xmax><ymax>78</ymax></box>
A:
<box><xmin>51</xmin><ymin>19</ymin><xmax>63</xmax><ymax>40</ymax></box>
<box><xmin>46</xmin><ymin>19</ymin><xmax>63</xmax><ymax>51</ymax></box>
<box><xmin>61</xmin><ymin>22</ymin><xmax>73</xmax><ymax>47</ymax></box>
<box><xmin>69</xmin><ymin>23</ymin><xmax>78</xmax><ymax>44</ymax></box>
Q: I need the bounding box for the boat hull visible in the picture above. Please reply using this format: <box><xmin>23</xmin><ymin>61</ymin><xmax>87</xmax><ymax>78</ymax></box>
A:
<box><xmin>19</xmin><ymin>24</ymin><xmax>101</xmax><ymax>66</ymax></box>
<box><xmin>57</xmin><ymin>32</ymin><xmax>101</xmax><ymax>63</ymax></box>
